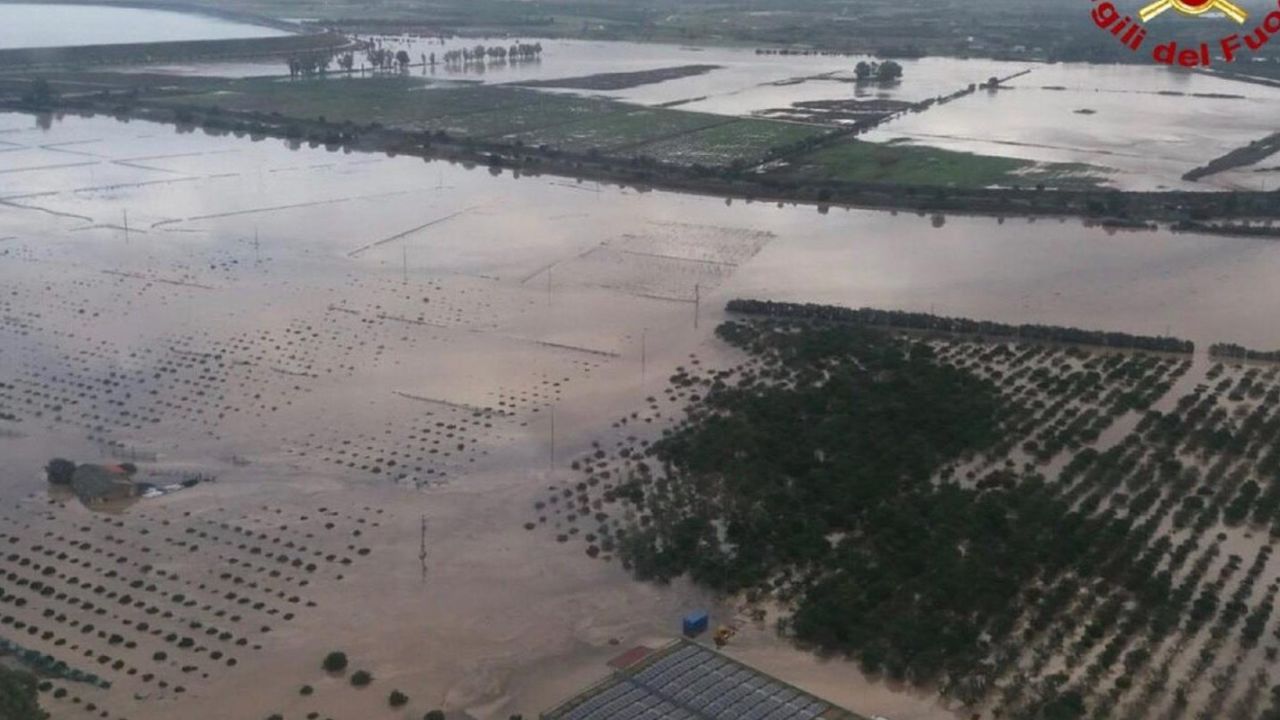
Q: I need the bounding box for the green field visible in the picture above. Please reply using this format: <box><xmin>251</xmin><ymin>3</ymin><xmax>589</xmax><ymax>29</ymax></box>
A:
<box><xmin>158</xmin><ymin>76</ymin><xmax>1099</xmax><ymax>182</ymax></box>
<box><xmin>629</xmin><ymin>119</ymin><xmax>828</xmax><ymax>167</ymax></box>
<box><xmin>779</xmin><ymin>138</ymin><xmax>1103</xmax><ymax>188</ymax></box>
<box><xmin>160</xmin><ymin>76</ymin><xmax>834</xmax><ymax>168</ymax></box>
<box><xmin>511</xmin><ymin>107</ymin><xmax>728</xmax><ymax>152</ymax></box>
<box><xmin>162</xmin><ymin>77</ymin><xmax>617</xmax><ymax>134</ymax></box>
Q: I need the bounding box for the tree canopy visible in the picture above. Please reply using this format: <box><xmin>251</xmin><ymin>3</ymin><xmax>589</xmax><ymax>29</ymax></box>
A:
<box><xmin>0</xmin><ymin>666</ymin><xmax>47</xmax><ymax>720</ymax></box>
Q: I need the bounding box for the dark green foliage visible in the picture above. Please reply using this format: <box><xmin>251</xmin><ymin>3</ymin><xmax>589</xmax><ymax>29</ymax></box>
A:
<box><xmin>350</xmin><ymin>670</ymin><xmax>372</xmax><ymax>687</ymax></box>
<box><xmin>726</xmin><ymin>300</ymin><xmax>1194</xmax><ymax>354</ymax></box>
<box><xmin>424</xmin><ymin>711</ymin><xmax>446</xmax><ymax>720</ymax></box>
<box><xmin>44</xmin><ymin>458</ymin><xmax>76</xmax><ymax>485</ymax></box>
<box><xmin>19</xmin><ymin>79</ymin><xmax>56</xmax><ymax>109</ymax></box>
<box><xmin>322</xmin><ymin>651</ymin><xmax>348</xmax><ymax>673</ymax></box>
<box><xmin>617</xmin><ymin>319</ymin><xmax>1136</xmax><ymax>684</ymax></box>
<box><xmin>389</xmin><ymin>689</ymin><xmax>409</xmax><ymax>707</ymax></box>
<box><xmin>0</xmin><ymin>666</ymin><xmax>47</xmax><ymax>720</ymax></box>
<box><xmin>625</xmin><ymin>322</ymin><xmax>1004</xmax><ymax>589</ymax></box>
<box><xmin>1037</xmin><ymin>690</ymin><xmax>1087</xmax><ymax>720</ymax></box>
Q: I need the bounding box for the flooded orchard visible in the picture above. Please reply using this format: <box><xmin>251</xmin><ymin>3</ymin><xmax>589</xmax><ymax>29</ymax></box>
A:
<box><xmin>2</xmin><ymin>107</ymin><xmax>1280</xmax><ymax>720</ymax></box>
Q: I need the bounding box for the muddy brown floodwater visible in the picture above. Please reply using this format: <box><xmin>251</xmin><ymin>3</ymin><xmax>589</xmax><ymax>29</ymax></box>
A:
<box><xmin>2</xmin><ymin>110</ymin><xmax>1280</xmax><ymax>720</ymax></box>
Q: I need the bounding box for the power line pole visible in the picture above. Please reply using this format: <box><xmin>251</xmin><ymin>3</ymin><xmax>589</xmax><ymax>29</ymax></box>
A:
<box><xmin>641</xmin><ymin>328</ymin><xmax>647</xmax><ymax>386</ymax></box>
<box><xmin>122</xmin><ymin>210</ymin><xmax>129</xmax><ymax>243</ymax></box>
<box><xmin>419</xmin><ymin>515</ymin><xmax>428</xmax><ymax>581</ymax></box>
<box><xmin>693</xmin><ymin>283</ymin><xmax>700</xmax><ymax>329</ymax></box>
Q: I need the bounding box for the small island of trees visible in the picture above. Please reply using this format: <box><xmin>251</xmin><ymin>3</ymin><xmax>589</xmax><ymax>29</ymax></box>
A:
<box><xmin>854</xmin><ymin>60</ymin><xmax>903</xmax><ymax>84</ymax></box>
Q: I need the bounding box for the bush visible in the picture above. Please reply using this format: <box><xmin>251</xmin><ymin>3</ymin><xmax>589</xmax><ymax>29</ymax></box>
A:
<box><xmin>389</xmin><ymin>690</ymin><xmax>409</xmax><ymax>707</ymax></box>
<box><xmin>44</xmin><ymin>459</ymin><xmax>76</xmax><ymax>485</ymax></box>
<box><xmin>321</xmin><ymin>651</ymin><xmax>348</xmax><ymax>673</ymax></box>
<box><xmin>299</xmin><ymin>684</ymin><xmax>313</xmax><ymax>696</ymax></box>
<box><xmin>350</xmin><ymin>670</ymin><xmax>372</xmax><ymax>687</ymax></box>
<box><xmin>424</xmin><ymin>712</ymin><xmax>445</xmax><ymax>720</ymax></box>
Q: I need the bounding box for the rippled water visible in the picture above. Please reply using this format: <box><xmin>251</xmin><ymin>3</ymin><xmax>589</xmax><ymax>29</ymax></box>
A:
<box><xmin>3</xmin><ymin>110</ymin><xmax>1278</xmax><ymax>354</ymax></box>
<box><xmin>0</xmin><ymin>3</ymin><xmax>288</xmax><ymax>50</ymax></box>
<box><xmin>863</xmin><ymin>63</ymin><xmax>1280</xmax><ymax>191</ymax></box>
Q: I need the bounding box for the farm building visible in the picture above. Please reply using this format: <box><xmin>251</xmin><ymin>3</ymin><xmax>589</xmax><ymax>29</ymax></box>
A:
<box><xmin>543</xmin><ymin>639</ymin><xmax>864</xmax><ymax>720</ymax></box>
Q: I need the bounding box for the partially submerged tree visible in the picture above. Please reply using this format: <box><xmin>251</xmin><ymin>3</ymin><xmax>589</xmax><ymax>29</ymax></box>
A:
<box><xmin>45</xmin><ymin>458</ymin><xmax>76</xmax><ymax>485</ymax></box>
<box><xmin>321</xmin><ymin>651</ymin><xmax>348</xmax><ymax>673</ymax></box>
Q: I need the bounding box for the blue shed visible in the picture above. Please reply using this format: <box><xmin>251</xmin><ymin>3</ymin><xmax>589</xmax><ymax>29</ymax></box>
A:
<box><xmin>682</xmin><ymin>610</ymin><xmax>709</xmax><ymax>637</ymax></box>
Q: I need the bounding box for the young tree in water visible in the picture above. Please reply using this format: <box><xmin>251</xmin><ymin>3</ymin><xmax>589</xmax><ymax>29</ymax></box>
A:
<box><xmin>396</xmin><ymin>50</ymin><xmax>411</xmax><ymax>72</ymax></box>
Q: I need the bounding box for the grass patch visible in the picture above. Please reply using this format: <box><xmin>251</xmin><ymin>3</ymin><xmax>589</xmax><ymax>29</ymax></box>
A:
<box><xmin>516</xmin><ymin>64</ymin><xmax>721</xmax><ymax>91</ymax></box>
<box><xmin>630</xmin><ymin>119</ymin><xmax>829</xmax><ymax>167</ymax></box>
<box><xmin>162</xmin><ymin>76</ymin><xmax>445</xmax><ymax>125</ymax></box>
<box><xmin>414</xmin><ymin>86</ymin><xmax>620</xmax><ymax>139</ymax></box>
<box><xmin>158</xmin><ymin>75</ymin><xmax>823</xmax><ymax>166</ymax></box>
<box><xmin>780</xmin><ymin>138</ymin><xmax>1103</xmax><ymax>189</ymax></box>
<box><xmin>513</xmin><ymin>107</ymin><xmax>729</xmax><ymax>153</ymax></box>
<box><xmin>161</xmin><ymin>77</ymin><xmax>615</xmax><ymax>137</ymax></box>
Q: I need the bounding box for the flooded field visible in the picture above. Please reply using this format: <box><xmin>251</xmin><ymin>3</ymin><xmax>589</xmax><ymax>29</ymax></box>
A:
<box><xmin>863</xmin><ymin>63</ymin><xmax>1280</xmax><ymax>191</ymax></box>
<box><xmin>0</xmin><ymin>3</ymin><xmax>289</xmax><ymax>50</ymax></box>
<box><xmin>4</xmin><ymin>109</ymin><xmax>1280</xmax><ymax>719</ymax></box>
<box><xmin>106</xmin><ymin>36</ymin><xmax>1280</xmax><ymax>190</ymax></box>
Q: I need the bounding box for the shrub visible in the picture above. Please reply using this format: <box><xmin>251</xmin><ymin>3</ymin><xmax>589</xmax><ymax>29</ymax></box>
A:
<box><xmin>389</xmin><ymin>690</ymin><xmax>409</xmax><ymax>707</ymax></box>
<box><xmin>350</xmin><ymin>670</ymin><xmax>372</xmax><ymax>687</ymax></box>
<box><xmin>321</xmin><ymin>651</ymin><xmax>348</xmax><ymax>673</ymax></box>
<box><xmin>45</xmin><ymin>458</ymin><xmax>76</xmax><ymax>485</ymax></box>
<box><xmin>425</xmin><ymin>712</ymin><xmax>446</xmax><ymax>720</ymax></box>
<box><xmin>299</xmin><ymin>684</ymin><xmax>313</xmax><ymax>696</ymax></box>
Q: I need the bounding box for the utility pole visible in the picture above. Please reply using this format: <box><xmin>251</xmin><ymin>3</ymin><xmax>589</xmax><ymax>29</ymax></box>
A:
<box><xmin>419</xmin><ymin>515</ymin><xmax>428</xmax><ymax>580</ymax></box>
<box><xmin>693</xmin><ymin>283</ymin><xmax>700</xmax><ymax>329</ymax></box>
<box><xmin>253</xmin><ymin>227</ymin><xmax>261</xmax><ymax>264</ymax></box>
<box><xmin>122</xmin><ymin>210</ymin><xmax>129</xmax><ymax>243</ymax></box>
<box><xmin>641</xmin><ymin>328</ymin><xmax>647</xmax><ymax>386</ymax></box>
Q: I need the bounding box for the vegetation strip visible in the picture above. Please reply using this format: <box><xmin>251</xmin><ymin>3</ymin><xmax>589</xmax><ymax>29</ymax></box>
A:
<box><xmin>514</xmin><ymin>64</ymin><xmax>723</xmax><ymax>91</ymax></box>
<box><xmin>726</xmin><ymin>299</ymin><xmax>1195</xmax><ymax>353</ymax></box>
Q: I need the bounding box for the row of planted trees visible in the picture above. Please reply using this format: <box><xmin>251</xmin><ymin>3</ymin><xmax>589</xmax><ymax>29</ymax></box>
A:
<box><xmin>442</xmin><ymin>42</ymin><xmax>543</xmax><ymax>65</ymax></box>
<box><xmin>287</xmin><ymin>41</ymin><xmax>544</xmax><ymax>78</ymax></box>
